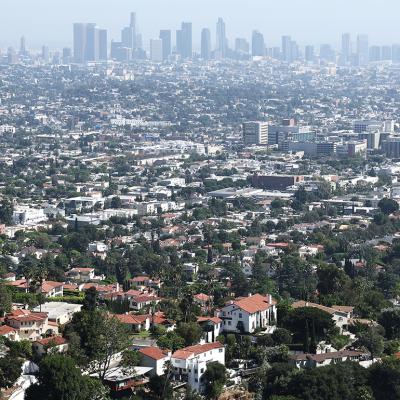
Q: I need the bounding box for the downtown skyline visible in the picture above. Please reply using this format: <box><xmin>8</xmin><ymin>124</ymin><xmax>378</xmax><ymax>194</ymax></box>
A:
<box><xmin>1</xmin><ymin>0</ymin><xmax>400</xmax><ymax>50</ymax></box>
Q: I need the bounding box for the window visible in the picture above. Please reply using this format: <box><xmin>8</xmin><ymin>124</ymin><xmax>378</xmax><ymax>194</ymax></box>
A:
<box><xmin>219</xmin><ymin>349</ymin><xmax>223</xmax><ymax>353</ymax></box>
<box><xmin>228</xmin><ymin>321</ymin><xmax>231</xmax><ymax>326</ymax></box>
<box><xmin>195</xmin><ymin>379</ymin><xmax>198</xmax><ymax>382</ymax></box>
<box><xmin>200</xmin><ymin>368</ymin><xmax>204</xmax><ymax>373</ymax></box>
<box><xmin>239</xmin><ymin>313</ymin><xmax>242</xmax><ymax>318</ymax></box>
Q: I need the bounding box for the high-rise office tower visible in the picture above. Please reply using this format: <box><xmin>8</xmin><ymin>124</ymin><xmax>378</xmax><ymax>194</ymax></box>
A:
<box><xmin>291</xmin><ymin>41</ymin><xmax>299</xmax><ymax>61</ymax></box>
<box><xmin>201</xmin><ymin>28</ymin><xmax>212</xmax><ymax>60</ymax></box>
<box><xmin>176</xmin><ymin>22</ymin><xmax>192</xmax><ymax>58</ymax></box>
<box><xmin>282</xmin><ymin>35</ymin><xmax>292</xmax><ymax>62</ymax></box>
<box><xmin>42</xmin><ymin>45</ymin><xmax>49</xmax><ymax>63</ymax></box>
<box><xmin>150</xmin><ymin>39</ymin><xmax>163</xmax><ymax>62</ymax></box>
<box><xmin>99</xmin><ymin>29</ymin><xmax>108</xmax><ymax>61</ymax></box>
<box><xmin>121</xmin><ymin>12</ymin><xmax>138</xmax><ymax>51</ymax></box>
<box><xmin>62</xmin><ymin>47</ymin><xmax>72</xmax><ymax>64</ymax></box>
<box><xmin>73</xmin><ymin>23</ymin><xmax>87</xmax><ymax>63</ymax></box>
<box><xmin>85</xmin><ymin>23</ymin><xmax>100</xmax><ymax>62</ymax></box>
<box><xmin>341</xmin><ymin>33</ymin><xmax>351</xmax><ymax>65</ymax></box>
<box><xmin>305</xmin><ymin>45</ymin><xmax>314</xmax><ymax>62</ymax></box>
<box><xmin>19</xmin><ymin>36</ymin><xmax>26</xmax><ymax>56</ymax></box>
<box><xmin>320</xmin><ymin>44</ymin><xmax>335</xmax><ymax>62</ymax></box>
<box><xmin>381</xmin><ymin>46</ymin><xmax>392</xmax><ymax>61</ymax></box>
<box><xmin>243</xmin><ymin>122</ymin><xmax>269</xmax><ymax>145</ymax></box>
<box><xmin>235</xmin><ymin>38</ymin><xmax>250</xmax><ymax>54</ymax></box>
<box><xmin>357</xmin><ymin>34</ymin><xmax>369</xmax><ymax>65</ymax></box>
<box><xmin>159</xmin><ymin>30</ymin><xmax>171</xmax><ymax>60</ymax></box>
<box><xmin>73</xmin><ymin>23</ymin><xmax>104</xmax><ymax>63</ymax></box>
<box><xmin>392</xmin><ymin>44</ymin><xmax>400</xmax><ymax>63</ymax></box>
<box><xmin>369</xmin><ymin>46</ymin><xmax>381</xmax><ymax>62</ymax></box>
<box><xmin>252</xmin><ymin>30</ymin><xmax>265</xmax><ymax>57</ymax></box>
<box><xmin>216</xmin><ymin>17</ymin><xmax>227</xmax><ymax>58</ymax></box>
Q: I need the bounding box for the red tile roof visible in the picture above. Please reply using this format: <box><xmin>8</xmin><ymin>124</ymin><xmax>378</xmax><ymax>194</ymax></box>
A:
<box><xmin>35</xmin><ymin>336</ymin><xmax>67</xmax><ymax>346</ymax></box>
<box><xmin>139</xmin><ymin>347</ymin><xmax>170</xmax><ymax>360</ymax></box>
<box><xmin>229</xmin><ymin>294</ymin><xmax>275</xmax><ymax>314</ymax></box>
<box><xmin>0</xmin><ymin>325</ymin><xmax>17</xmax><ymax>335</ymax></box>
<box><xmin>113</xmin><ymin>314</ymin><xmax>149</xmax><ymax>325</ymax></box>
<box><xmin>172</xmin><ymin>341</ymin><xmax>224</xmax><ymax>360</ymax></box>
<box><xmin>197</xmin><ymin>316</ymin><xmax>222</xmax><ymax>324</ymax></box>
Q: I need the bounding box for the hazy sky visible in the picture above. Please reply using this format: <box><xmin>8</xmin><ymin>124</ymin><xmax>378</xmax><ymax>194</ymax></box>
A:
<box><xmin>0</xmin><ymin>0</ymin><xmax>398</xmax><ymax>50</ymax></box>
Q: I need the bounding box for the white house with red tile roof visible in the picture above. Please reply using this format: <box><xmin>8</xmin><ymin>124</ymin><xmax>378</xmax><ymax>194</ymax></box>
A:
<box><xmin>292</xmin><ymin>300</ymin><xmax>353</xmax><ymax>333</ymax></box>
<box><xmin>193</xmin><ymin>293</ymin><xmax>211</xmax><ymax>308</ymax></box>
<box><xmin>171</xmin><ymin>341</ymin><xmax>225</xmax><ymax>392</ymax></box>
<box><xmin>33</xmin><ymin>336</ymin><xmax>68</xmax><ymax>356</ymax></box>
<box><xmin>139</xmin><ymin>347</ymin><xmax>171</xmax><ymax>376</ymax></box>
<box><xmin>129</xmin><ymin>294</ymin><xmax>160</xmax><ymax>311</ymax></box>
<box><xmin>0</xmin><ymin>325</ymin><xmax>19</xmax><ymax>341</ymax></box>
<box><xmin>6</xmin><ymin>279</ymin><xmax>63</xmax><ymax>297</ymax></box>
<box><xmin>113</xmin><ymin>313</ymin><xmax>151</xmax><ymax>332</ymax></box>
<box><xmin>66</xmin><ymin>267</ymin><xmax>95</xmax><ymax>282</ymax></box>
<box><xmin>218</xmin><ymin>293</ymin><xmax>277</xmax><ymax>334</ymax></box>
<box><xmin>4</xmin><ymin>309</ymin><xmax>58</xmax><ymax>341</ymax></box>
<box><xmin>197</xmin><ymin>316</ymin><xmax>223</xmax><ymax>343</ymax></box>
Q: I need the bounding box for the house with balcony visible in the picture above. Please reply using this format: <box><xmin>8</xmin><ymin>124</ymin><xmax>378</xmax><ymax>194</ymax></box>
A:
<box><xmin>218</xmin><ymin>293</ymin><xmax>277</xmax><ymax>334</ymax></box>
<box><xmin>4</xmin><ymin>309</ymin><xmax>58</xmax><ymax>341</ymax></box>
<box><xmin>171</xmin><ymin>341</ymin><xmax>225</xmax><ymax>392</ymax></box>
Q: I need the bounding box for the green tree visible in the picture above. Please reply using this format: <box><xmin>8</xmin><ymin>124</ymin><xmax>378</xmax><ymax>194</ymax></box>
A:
<box><xmin>68</xmin><ymin>310</ymin><xmax>131</xmax><ymax>379</ymax></box>
<box><xmin>203</xmin><ymin>362</ymin><xmax>227</xmax><ymax>400</ymax></box>
<box><xmin>369</xmin><ymin>358</ymin><xmax>400</xmax><ymax>400</ymax></box>
<box><xmin>156</xmin><ymin>331</ymin><xmax>185</xmax><ymax>352</ymax></box>
<box><xmin>272</xmin><ymin>328</ymin><xmax>293</xmax><ymax>345</ymax></box>
<box><xmin>25</xmin><ymin>355</ymin><xmax>108</xmax><ymax>400</ymax></box>
<box><xmin>176</xmin><ymin>322</ymin><xmax>203</xmax><ymax>346</ymax></box>
<box><xmin>0</xmin><ymin>283</ymin><xmax>12</xmax><ymax>316</ymax></box>
<box><xmin>378</xmin><ymin>308</ymin><xmax>400</xmax><ymax>340</ymax></box>
<box><xmin>83</xmin><ymin>287</ymin><xmax>98</xmax><ymax>312</ymax></box>
<box><xmin>282</xmin><ymin>307</ymin><xmax>335</xmax><ymax>345</ymax></box>
<box><xmin>0</xmin><ymin>355</ymin><xmax>23</xmax><ymax>389</ymax></box>
<box><xmin>0</xmin><ymin>199</ymin><xmax>13</xmax><ymax>225</ymax></box>
<box><xmin>356</xmin><ymin>328</ymin><xmax>384</xmax><ymax>358</ymax></box>
<box><xmin>378</xmin><ymin>198</ymin><xmax>399</xmax><ymax>215</ymax></box>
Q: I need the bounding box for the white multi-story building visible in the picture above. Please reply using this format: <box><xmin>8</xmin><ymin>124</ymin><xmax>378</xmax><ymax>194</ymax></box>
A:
<box><xmin>0</xmin><ymin>125</ymin><xmax>16</xmax><ymax>134</ymax></box>
<box><xmin>218</xmin><ymin>293</ymin><xmax>277</xmax><ymax>334</ymax></box>
<box><xmin>171</xmin><ymin>341</ymin><xmax>225</xmax><ymax>392</ymax></box>
<box><xmin>243</xmin><ymin>121</ymin><xmax>269</xmax><ymax>145</ymax></box>
<box><xmin>12</xmin><ymin>206</ymin><xmax>47</xmax><ymax>226</ymax></box>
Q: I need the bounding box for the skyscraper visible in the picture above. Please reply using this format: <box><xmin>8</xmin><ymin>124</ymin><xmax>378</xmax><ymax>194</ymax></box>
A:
<box><xmin>243</xmin><ymin>122</ymin><xmax>269</xmax><ymax>146</ymax></box>
<box><xmin>19</xmin><ymin>36</ymin><xmax>26</xmax><ymax>56</ymax></box>
<box><xmin>252</xmin><ymin>30</ymin><xmax>265</xmax><ymax>57</ymax></box>
<box><xmin>320</xmin><ymin>44</ymin><xmax>335</xmax><ymax>62</ymax></box>
<box><xmin>305</xmin><ymin>45</ymin><xmax>314</xmax><ymax>63</ymax></box>
<box><xmin>216</xmin><ymin>17</ymin><xmax>227</xmax><ymax>58</ymax></box>
<box><xmin>85</xmin><ymin>23</ymin><xmax>100</xmax><ymax>62</ymax></box>
<box><xmin>235</xmin><ymin>38</ymin><xmax>249</xmax><ymax>54</ymax></box>
<box><xmin>201</xmin><ymin>28</ymin><xmax>212</xmax><ymax>60</ymax></box>
<box><xmin>73</xmin><ymin>23</ymin><xmax>87</xmax><ymax>63</ymax></box>
<box><xmin>357</xmin><ymin>34</ymin><xmax>369</xmax><ymax>65</ymax></box>
<box><xmin>341</xmin><ymin>33</ymin><xmax>351</xmax><ymax>65</ymax></box>
<box><xmin>282</xmin><ymin>35</ymin><xmax>292</xmax><ymax>62</ymax></box>
<box><xmin>62</xmin><ymin>47</ymin><xmax>72</xmax><ymax>64</ymax></box>
<box><xmin>159</xmin><ymin>30</ymin><xmax>171</xmax><ymax>60</ymax></box>
<box><xmin>99</xmin><ymin>29</ymin><xmax>108</xmax><ymax>61</ymax></box>
<box><xmin>73</xmin><ymin>23</ymin><xmax>105</xmax><ymax>63</ymax></box>
<box><xmin>150</xmin><ymin>39</ymin><xmax>163</xmax><ymax>62</ymax></box>
<box><xmin>369</xmin><ymin>46</ymin><xmax>381</xmax><ymax>62</ymax></box>
<box><xmin>121</xmin><ymin>12</ymin><xmax>138</xmax><ymax>51</ymax></box>
<box><xmin>42</xmin><ymin>45</ymin><xmax>49</xmax><ymax>63</ymax></box>
<box><xmin>176</xmin><ymin>22</ymin><xmax>192</xmax><ymax>59</ymax></box>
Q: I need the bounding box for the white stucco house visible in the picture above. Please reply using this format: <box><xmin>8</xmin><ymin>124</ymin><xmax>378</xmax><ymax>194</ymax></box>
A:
<box><xmin>218</xmin><ymin>293</ymin><xmax>277</xmax><ymax>334</ymax></box>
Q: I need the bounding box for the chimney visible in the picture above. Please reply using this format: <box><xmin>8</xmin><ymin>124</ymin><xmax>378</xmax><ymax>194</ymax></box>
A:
<box><xmin>268</xmin><ymin>294</ymin><xmax>272</xmax><ymax>303</ymax></box>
